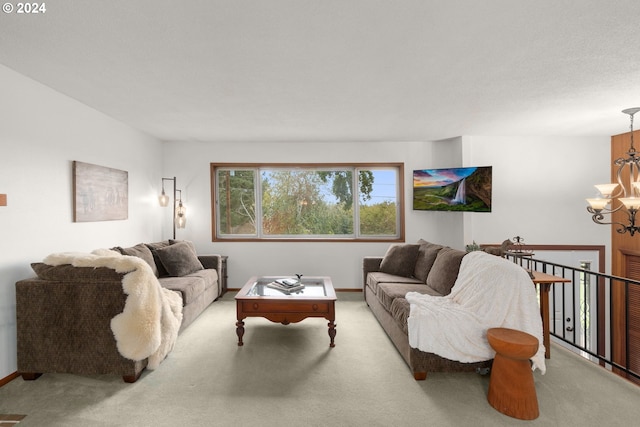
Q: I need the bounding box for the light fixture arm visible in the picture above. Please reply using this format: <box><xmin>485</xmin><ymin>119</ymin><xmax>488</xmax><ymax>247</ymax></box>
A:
<box><xmin>588</xmin><ymin>207</ymin><xmax>640</xmax><ymax>236</ymax></box>
<box><xmin>623</xmin><ymin>208</ymin><xmax>640</xmax><ymax>236</ymax></box>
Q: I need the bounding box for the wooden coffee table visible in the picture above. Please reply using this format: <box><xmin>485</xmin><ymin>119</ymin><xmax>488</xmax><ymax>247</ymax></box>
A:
<box><xmin>235</xmin><ymin>276</ymin><xmax>337</xmax><ymax>347</ymax></box>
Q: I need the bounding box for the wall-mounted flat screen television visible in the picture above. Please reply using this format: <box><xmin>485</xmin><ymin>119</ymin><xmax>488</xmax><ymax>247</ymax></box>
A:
<box><xmin>413</xmin><ymin>166</ymin><xmax>492</xmax><ymax>212</ymax></box>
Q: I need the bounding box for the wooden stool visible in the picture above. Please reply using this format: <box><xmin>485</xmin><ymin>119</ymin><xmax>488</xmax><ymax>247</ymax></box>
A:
<box><xmin>487</xmin><ymin>327</ymin><xmax>539</xmax><ymax>420</ymax></box>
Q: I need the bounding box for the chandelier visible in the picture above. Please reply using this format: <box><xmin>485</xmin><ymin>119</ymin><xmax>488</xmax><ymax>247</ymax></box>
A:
<box><xmin>587</xmin><ymin>108</ymin><xmax>640</xmax><ymax>235</ymax></box>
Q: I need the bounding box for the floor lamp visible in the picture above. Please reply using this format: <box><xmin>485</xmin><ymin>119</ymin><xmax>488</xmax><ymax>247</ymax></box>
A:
<box><xmin>159</xmin><ymin>177</ymin><xmax>177</xmax><ymax>239</ymax></box>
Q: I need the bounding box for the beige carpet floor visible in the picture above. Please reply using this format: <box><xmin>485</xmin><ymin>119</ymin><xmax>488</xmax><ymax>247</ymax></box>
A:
<box><xmin>1</xmin><ymin>292</ymin><xmax>639</xmax><ymax>426</ymax></box>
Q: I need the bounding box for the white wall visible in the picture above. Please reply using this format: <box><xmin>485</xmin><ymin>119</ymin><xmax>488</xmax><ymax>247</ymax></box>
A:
<box><xmin>163</xmin><ymin>134</ymin><xmax>610</xmax><ymax>290</ymax></box>
<box><xmin>464</xmin><ymin>135</ymin><xmax>611</xmax><ymax>258</ymax></box>
<box><xmin>0</xmin><ymin>65</ymin><xmax>164</xmax><ymax>379</ymax></box>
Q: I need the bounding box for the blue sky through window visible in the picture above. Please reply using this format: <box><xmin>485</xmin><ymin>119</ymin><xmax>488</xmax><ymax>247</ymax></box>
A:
<box><xmin>362</xmin><ymin>169</ymin><xmax>397</xmax><ymax>206</ymax></box>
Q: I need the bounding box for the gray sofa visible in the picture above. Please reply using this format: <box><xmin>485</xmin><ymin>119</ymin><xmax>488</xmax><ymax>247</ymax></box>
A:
<box><xmin>15</xmin><ymin>240</ymin><xmax>223</xmax><ymax>383</ymax></box>
<box><xmin>363</xmin><ymin>239</ymin><xmax>492</xmax><ymax>380</ymax></box>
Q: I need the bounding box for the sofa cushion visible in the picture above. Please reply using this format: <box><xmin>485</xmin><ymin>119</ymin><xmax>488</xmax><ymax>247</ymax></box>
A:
<box><xmin>366</xmin><ymin>272</ymin><xmax>422</xmax><ymax>296</ymax></box>
<box><xmin>159</xmin><ymin>276</ymin><xmax>205</xmax><ymax>306</ymax></box>
<box><xmin>413</xmin><ymin>239</ymin><xmax>444</xmax><ymax>282</ymax></box>
<box><xmin>185</xmin><ymin>268</ymin><xmax>219</xmax><ymax>291</ymax></box>
<box><xmin>31</xmin><ymin>263</ymin><xmax>124</xmax><ymax>283</ymax></box>
<box><xmin>379</xmin><ymin>244</ymin><xmax>420</xmax><ymax>278</ymax></box>
<box><xmin>155</xmin><ymin>241</ymin><xmax>204</xmax><ymax>277</ymax></box>
<box><xmin>159</xmin><ymin>269</ymin><xmax>218</xmax><ymax>305</ymax></box>
<box><xmin>115</xmin><ymin>243</ymin><xmax>158</xmax><ymax>276</ymax></box>
<box><xmin>376</xmin><ymin>282</ymin><xmax>441</xmax><ymax>312</ymax></box>
<box><xmin>426</xmin><ymin>247</ymin><xmax>466</xmax><ymax>296</ymax></box>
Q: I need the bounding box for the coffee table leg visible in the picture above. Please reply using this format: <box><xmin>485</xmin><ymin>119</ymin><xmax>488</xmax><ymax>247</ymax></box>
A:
<box><xmin>236</xmin><ymin>320</ymin><xmax>245</xmax><ymax>346</ymax></box>
<box><xmin>328</xmin><ymin>321</ymin><xmax>336</xmax><ymax>347</ymax></box>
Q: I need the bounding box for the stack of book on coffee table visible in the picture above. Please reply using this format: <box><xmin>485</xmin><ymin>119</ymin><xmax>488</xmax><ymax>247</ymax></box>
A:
<box><xmin>266</xmin><ymin>278</ymin><xmax>305</xmax><ymax>294</ymax></box>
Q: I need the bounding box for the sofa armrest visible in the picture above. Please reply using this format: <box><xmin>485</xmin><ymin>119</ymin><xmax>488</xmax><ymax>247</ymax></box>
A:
<box><xmin>15</xmin><ymin>277</ymin><xmax>145</xmax><ymax>378</ymax></box>
<box><xmin>363</xmin><ymin>256</ymin><xmax>384</xmax><ymax>287</ymax></box>
<box><xmin>198</xmin><ymin>254</ymin><xmax>221</xmax><ymax>272</ymax></box>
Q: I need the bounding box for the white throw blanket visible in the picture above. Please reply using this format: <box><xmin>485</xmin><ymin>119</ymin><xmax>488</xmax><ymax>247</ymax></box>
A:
<box><xmin>406</xmin><ymin>251</ymin><xmax>546</xmax><ymax>373</ymax></box>
<box><xmin>43</xmin><ymin>249</ymin><xmax>183</xmax><ymax>369</ymax></box>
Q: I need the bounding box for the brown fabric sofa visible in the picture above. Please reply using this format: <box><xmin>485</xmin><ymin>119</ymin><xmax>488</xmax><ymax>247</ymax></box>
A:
<box><xmin>363</xmin><ymin>239</ymin><xmax>492</xmax><ymax>380</ymax></box>
<box><xmin>15</xmin><ymin>240</ymin><xmax>223</xmax><ymax>383</ymax></box>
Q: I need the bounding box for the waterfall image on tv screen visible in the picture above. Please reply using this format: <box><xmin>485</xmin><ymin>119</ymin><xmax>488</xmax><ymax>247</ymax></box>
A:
<box><xmin>413</xmin><ymin>166</ymin><xmax>492</xmax><ymax>212</ymax></box>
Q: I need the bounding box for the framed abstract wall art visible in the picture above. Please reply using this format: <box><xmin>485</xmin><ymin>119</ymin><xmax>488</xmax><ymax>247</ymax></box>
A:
<box><xmin>413</xmin><ymin>166</ymin><xmax>492</xmax><ymax>212</ymax></box>
<box><xmin>73</xmin><ymin>161</ymin><xmax>128</xmax><ymax>222</ymax></box>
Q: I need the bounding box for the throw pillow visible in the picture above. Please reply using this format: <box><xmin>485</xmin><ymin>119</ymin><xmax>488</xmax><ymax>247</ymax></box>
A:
<box><xmin>155</xmin><ymin>241</ymin><xmax>204</xmax><ymax>277</ymax></box>
<box><xmin>379</xmin><ymin>244</ymin><xmax>420</xmax><ymax>278</ymax></box>
<box><xmin>413</xmin><ymin>239</ymin><xmax>443</xmax><ymax>282</ymax></box>
<box><xmin>426</xmin><ymin>247</ymin><xmax>466</xmax><ymax>295</ymax></box>
<box><xmin>115</xmin><ymin>243</ymin><xmax>158</xmax><ymax>276</ymax></box>
<box><xmin>169</xmin><ymin>239</ymin><xmax>198</xmax><ymax>256</ymax></box>
<box><xmin>145</xmin><ymin>241</ymin><xmax>172</xmax><ymax>277</ymax></box>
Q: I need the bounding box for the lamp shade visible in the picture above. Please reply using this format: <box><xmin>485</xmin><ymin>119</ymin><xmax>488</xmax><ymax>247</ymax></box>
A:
<box><xmin>176</xmin><ymin>203</ymin><xmax>186</xmax><ymax>228</ymax></box>
<box><xmin>620</xmin><ymin>197</ymin><xmax>640</xmax><ymax>210</ymax></box>
<box><xmin>594</xmin><ymin>183</ymin><xmax>619</xmax><ymax>198</ymax></box>
<box><xmin>159</xmin><ymin>192</ymin><xmax>170</xmax><ymax>207</ymax></box>
<box><xmin>586</xmin><ymin>198</ymin><xmax>610</xmax><ymax>210</ymax></box>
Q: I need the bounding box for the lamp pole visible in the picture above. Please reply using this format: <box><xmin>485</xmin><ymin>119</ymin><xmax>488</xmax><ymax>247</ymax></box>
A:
<box><xmin>226</xmin><ymin>170</ymin><xmax>231</xmax><ymax>234</ymax></box>
<box><xmin>171</xmin><ymin>177</ymin><xmax>176</xmax><ymax>239</ymax></box>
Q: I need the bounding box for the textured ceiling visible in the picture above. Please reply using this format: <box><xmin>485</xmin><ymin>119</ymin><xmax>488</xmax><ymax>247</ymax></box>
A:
<box><xmin>1</xmin><ymin>0</ymin><xmax>640</xmax><ymax>142</ymax></box>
